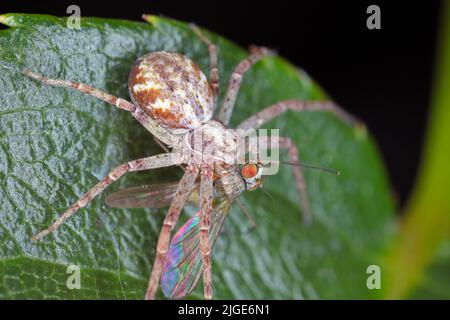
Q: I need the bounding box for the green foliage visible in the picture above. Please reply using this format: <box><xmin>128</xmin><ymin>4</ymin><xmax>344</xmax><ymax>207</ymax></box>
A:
<box><xmin>385</xmin><ymin>2</ymin><xmax>450</xmax><ymax>299</ymax></box>
<box><xmin>0</xmin><ymin>14</ymin><xmax>394</xmax><ymax>299</ymax></box>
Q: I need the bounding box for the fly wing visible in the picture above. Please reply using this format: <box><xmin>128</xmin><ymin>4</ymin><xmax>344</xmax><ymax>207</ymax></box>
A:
<box><xmin>160</xmin><ymin>198</ymin><xmax>231</xmax><ymax>299</ymax></box>
<box><xmin>106</xmin><ymin>182</ymin><xmax>196</xmax><ymax>209</ymax></box>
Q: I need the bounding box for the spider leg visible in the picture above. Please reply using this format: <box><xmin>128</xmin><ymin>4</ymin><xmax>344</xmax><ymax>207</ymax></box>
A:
<box><xmin>23</xmin><ymin>70</ymin><xmax>176</xmax><ymax>146</ymax></box>
<box><xmin>278</xmin><ymin>136</ymin><xmax>312</xmax><ymax>224</ymax></box>
<box><xmin>217</xmin><ymin>46</ymin><xmax>271</xmax><ymax>125</ymax></box>
<box><xmin>31</xmin><ymin>153</ymin><xmax>180</xmax><ymax>241</ymax></box>
<box><xmin>247</xmin><ymin>134</ymin><xmax>312</xmax><ymax>223</ymax></box>
<box><xmin>199</xmin><ymin>162</ymin><xmax>214</xmax><ymax>300</ymax></box>
<box><xmin>237</xmin><ymin>99</ymin><xmax>361</xmax><ymax>131</ymax></box>
<box><xmin>145</xmin><ymin>164</ymin><xmax>200</xmax><ymax>300</ymax></box>
<box><xmin>238</xmin><ymin>99</ymin><xmax>361</xmax><ymax>223</ymax></box>
<box><xmin>190</xmin><ymin>24</ymin><xmax>219</xmax><ymax>107</ymax></box>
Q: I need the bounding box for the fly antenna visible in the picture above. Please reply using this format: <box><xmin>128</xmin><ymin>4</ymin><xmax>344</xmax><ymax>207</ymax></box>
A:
<box><xmin>270</xmin><ymin>160</ymin><xmax>340</xmax><ymax>176</ymax></box>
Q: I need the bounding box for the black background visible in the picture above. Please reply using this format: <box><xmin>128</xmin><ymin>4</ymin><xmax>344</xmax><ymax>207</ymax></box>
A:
<box><xmin>0</xmin><ymin>299</ymin><xmax>445</xmax><ymax>318</ymax></box>
<box><xmin>0</xmin><ymin>0</ymin><xmax>441</xmax><ymax>206</ymax></box>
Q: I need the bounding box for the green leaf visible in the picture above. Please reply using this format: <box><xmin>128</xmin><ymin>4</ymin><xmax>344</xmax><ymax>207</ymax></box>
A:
<box><xmin>0</xmin><ymin>14</ymin><xmax>394</xmax><ymax>299</ymax></box>
<box><xmin>385</xmin><ymin>2</ymin><xmax>450</xmax><ymax>299</ymax></box>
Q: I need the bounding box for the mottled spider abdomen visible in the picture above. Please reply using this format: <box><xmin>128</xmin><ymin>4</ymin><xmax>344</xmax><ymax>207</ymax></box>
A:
<box><xmin>129</xmin><ymin>52</ymin><xmax>213</xmax><ymax>130</ymax></box>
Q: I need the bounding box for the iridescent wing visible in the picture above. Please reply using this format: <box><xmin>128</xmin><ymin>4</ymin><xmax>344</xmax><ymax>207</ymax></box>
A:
<box><xmin>106</xmin><ymin>182</ymin><xmax>198</xmax><ymax>208</ymax></box>
<box><xmin>107</xmin><ymin>181</ymin><xmax>231</xmax><ymax>298</ymax></box>
<box><xmin>161</xmin><ymin>196</ymin><xmax>231</xmax><ymax>299</ymax></box>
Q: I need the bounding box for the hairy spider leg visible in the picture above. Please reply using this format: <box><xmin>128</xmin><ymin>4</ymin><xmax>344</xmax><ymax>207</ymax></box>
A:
<box><xmin>237</xmin><ymin>99</ymin><xmax>361</xmax><ymax>131</ymax></box>
<box><xmin>248</xmin><ymin>135</ymin><xmax>312</xmax><ymax>223</ymax></box>
<box><xmin>218</xmin><ymin>46</ymin><xmax>272</xmax><ymax>125</ymax></box>
<box><xmin>198</xmin><ymin>162</ymin><xmax>215</xmax><ymax>299</ymax></box>
<box><xmin>279</xmin><ymin>136</ymin><xmax>312</xmax><ymax>223</ymax></box>
<box><xmin>189</xmin><ymin>24</ymin><xmax>220</xmax><ymax>108</ymax></box>
<box><xmin>242</xmin><ymin>99</ymin><xmax>363</xmax><ymax>223</ymax></box>
<box><xmin>32</xmin><ymin>153</ymin><xmax>180</xmax><ymax>241</ymax></box>
<box><xmin>145</xmin><ymin>164</ymin><xmax>200</xmax><ymax>300</ymax></box>
<box><xmin>23</xmin><ymin>70</ymin><xmax>176</xmax><ymax>146</ymax></box>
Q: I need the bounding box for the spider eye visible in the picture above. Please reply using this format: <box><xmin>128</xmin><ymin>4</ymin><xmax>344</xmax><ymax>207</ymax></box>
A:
<box><xmin>241</xmin><ymin>164</ymin><xmax>258</xmax><ymax>179</ymax></box>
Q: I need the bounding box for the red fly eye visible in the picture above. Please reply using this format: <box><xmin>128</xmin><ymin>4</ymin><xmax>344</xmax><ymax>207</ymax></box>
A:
<box><xmin>241</xmin><ymin>164</ymin><xmax>258</xmax><ymax>179</ymax></box>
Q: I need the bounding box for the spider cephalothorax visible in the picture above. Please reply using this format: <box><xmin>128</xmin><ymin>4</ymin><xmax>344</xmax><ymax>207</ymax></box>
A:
<box><xmin>23</xmin><ymin>18</ymin><xmax>358</xmax><ymax>300</ymax></box>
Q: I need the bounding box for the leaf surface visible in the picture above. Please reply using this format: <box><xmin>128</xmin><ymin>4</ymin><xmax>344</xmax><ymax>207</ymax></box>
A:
<box><xmin>0</xmin><ymin>14</ymin><xmax>394</xmax><ymax>299</ymax></box>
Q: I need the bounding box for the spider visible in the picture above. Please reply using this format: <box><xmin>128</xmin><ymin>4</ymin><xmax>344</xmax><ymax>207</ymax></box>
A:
<box><xmin>22</xmin><ymin>19</ymin><xmax>358</xmax><ymax>300</ymax></box>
